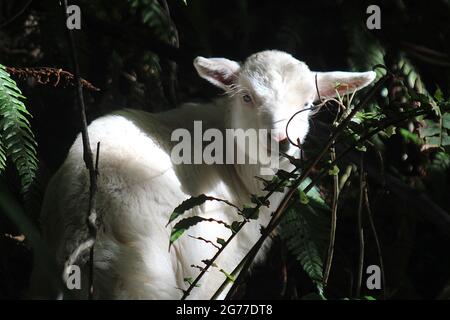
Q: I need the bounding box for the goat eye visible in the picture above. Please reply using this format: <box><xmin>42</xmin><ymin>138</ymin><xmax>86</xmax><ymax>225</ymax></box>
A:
<box><xmin>242</xmin><ymin>95</ymin><xmax>252</xmax><ymax>103</ymax></box>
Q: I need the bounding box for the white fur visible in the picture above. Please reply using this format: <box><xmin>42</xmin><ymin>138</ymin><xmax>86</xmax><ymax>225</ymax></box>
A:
<box><xmin>30</xmin><ymin>50</ymin><xmax>375</xmax><ymax>299</ymax></box>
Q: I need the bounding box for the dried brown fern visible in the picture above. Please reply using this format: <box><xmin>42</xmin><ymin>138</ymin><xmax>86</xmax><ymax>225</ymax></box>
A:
<box><xmin>5</xmin><ymin>67</ymin><xmax>100</xmax><ymax>91</ymax></box>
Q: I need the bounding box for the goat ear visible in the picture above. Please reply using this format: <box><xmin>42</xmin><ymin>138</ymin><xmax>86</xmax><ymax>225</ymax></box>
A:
<box><xmin>314</xmin><ymin>71</ymin><xmax>376</xmax><ymax>100</ymax></box>
<box><xmin>194</xmin><ymin>57</ymin><xmax>240</xmax><ymax>91</ymax></box>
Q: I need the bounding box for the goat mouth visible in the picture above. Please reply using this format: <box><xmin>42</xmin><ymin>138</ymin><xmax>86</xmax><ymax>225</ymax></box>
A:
<box><xmin>263</xmin><ymin>137</ymin><xmax>291</xmax><ymax>153</ymax></box>
<box><xmin>278</xmin><ymin>138</ymin><xmax>291</xmax><ymax>152</ymax></box>
<box><xmin>278</xmin><ymin>138</ymin><xmax>291</xmax><ymax>153</ymax></box>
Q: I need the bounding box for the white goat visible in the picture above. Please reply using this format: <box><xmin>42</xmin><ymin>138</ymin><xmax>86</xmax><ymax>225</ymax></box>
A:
<box><xmin>30</xmin><ymin>50</ymin><xmax>375</xmax><ymax>299</ymax></box>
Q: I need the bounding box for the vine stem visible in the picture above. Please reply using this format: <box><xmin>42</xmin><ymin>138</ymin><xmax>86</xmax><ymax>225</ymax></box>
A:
<box><xmin>355</xmin><ymin>153</ymin><xmax>365</xmax><ymax>298</ymax></box>
<box><xmin>322</xmin><ymin>89</ymin><xmax>349</xmax><ymax>289</ymax></box>
<box><xmin>323</xmin><ymin>146</ymin><xmax>339</xmax><ymax>287</ymax></box>
<box><xmin>364</xmin><ymin>183</ymin><xmax>386</xmax><ymax>299</ymax></box>
<box><xmin>61</xmin><ymin>1</ymin><xmax>99</xmax><ymax>300</ymax></box>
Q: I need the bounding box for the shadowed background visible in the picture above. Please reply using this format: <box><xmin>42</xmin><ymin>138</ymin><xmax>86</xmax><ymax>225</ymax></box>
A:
<box><xmin>0</xmin><ymin>0</ymin><xmax>450</xmax><ymax>299</ymax></box>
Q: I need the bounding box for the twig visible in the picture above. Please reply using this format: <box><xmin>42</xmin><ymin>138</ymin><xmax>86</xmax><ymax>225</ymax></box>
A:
<box><xmin>286</xmin><ymin>106</ymin><xmax>320</xmax><ymax>148</ymax></box>
<box><xmin>364</xmin><ymin>183</ymin><xmax>386</xmax><ymax>300</ymax></box>
<box><xmin>280</xmin><ymin>244</ymin><xmax>288</xmax><ymax>297</ymax></box>
<box><xmin>61</xmin><ymin>0</ymin><xmax>99</xmax><ymax>300</ymax></box>
<box><xmin>211</xmin><ymin>245</ymin><xmax>249</xmax><ymax>299</ymax></box>
<box><xmin>339</xmin><ymin>165</ymin><xmax>353</xmax><ymax>191</ymax></box>
<box><xmin>322</xmin><ymin>87</ymin><xmax>350</xmax><ymax>288</ymax></box>
<box><xmin>355</xmin><ymin>153</ymin><xmax>365</xmax><ymax>298</ymax></box>
<box><xmin>323</xmin><ymin>145</ymin><xmax>339</xmax><ymax>287</ymax></box>
<box><xmin>188</xmin><ymin>235</ymin><xmax>220</xmax><ymax>250</ymax></box>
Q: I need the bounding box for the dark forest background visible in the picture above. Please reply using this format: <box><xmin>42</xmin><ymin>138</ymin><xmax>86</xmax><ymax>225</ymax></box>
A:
<box><xmin>1</xmin><ymin>0</ymin><xmax>450</xmax><ymax>300</ymax></box>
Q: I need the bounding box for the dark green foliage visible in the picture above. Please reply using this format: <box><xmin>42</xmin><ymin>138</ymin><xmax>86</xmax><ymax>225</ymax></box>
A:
<box><xmin>1</xmin><ymin>0</ymin><xmax>450</xmax><ymax>300</ymax></box>
<box><xmin>280</xmin><ymin>179</ymin><xmax>330</xmax><ymax>295</ymax></box>
<box><xmin>0</xmin><ymin>65</ymin><xmax>38</xmax><ymax>194</ymax></box>
<box><xmin>167</xmin><ymin>194</ymin><xmax>210</xmax><ymax>225</ymax></box>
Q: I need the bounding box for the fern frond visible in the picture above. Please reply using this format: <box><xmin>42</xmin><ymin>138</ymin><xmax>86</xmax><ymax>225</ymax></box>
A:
<box><xmin>397</xmin><ymin>54</ymin><xmax>428</xmax><ymax>94</ymax></box>
<box><xmin>281</xmin><ymin>180</ymin><xmax>330</xmax><ymax>295</ymax></box>
<box><xmin>0</xmin><ymin>138</ymin><xmax>6</xmax><ymax>171</ymax></box>
<box><xmin>0</xmin><ymin>64</ymin><xmax>38</xmax><ymax>193</ymax></box>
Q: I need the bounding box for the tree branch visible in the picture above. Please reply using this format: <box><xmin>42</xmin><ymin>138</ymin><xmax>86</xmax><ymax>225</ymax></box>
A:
<box><xmin>61</xmin><ymin>0</ymin><xmax>99</xmax><ymax>300</ymax></box>
<box><xmin>355</xmin><ymin>153</ymin><xmax>365</xmax><ymax>298</ymax></box>
<box><xmin>323</xmin><ymin>145</ymin><xmax>339</xmax><ymax>287</ymax></box>
<box><xmin>364</xmin><ymin>183</ymin><xmax>386</xmax><ymax>299</ymax></box>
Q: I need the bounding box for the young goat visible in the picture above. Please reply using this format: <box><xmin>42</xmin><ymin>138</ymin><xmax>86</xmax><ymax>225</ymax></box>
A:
<box><xmin>30</xmin><ymin>50</ymin><xmax>375</xmax><ymax>299</ymax></box>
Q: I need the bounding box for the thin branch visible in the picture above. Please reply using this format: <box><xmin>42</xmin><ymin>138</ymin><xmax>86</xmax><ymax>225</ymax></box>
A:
<box><xmin>323</xmin><ymin>145</ymin><xmax>339</xmax><ymax>287</ymax></box>
<box><xmin>355</xmin><ymin>153</ymin><xmax>365</xmax><ymax>298</ymax></box>
<box><xmin>211</xmin><ymin>248</ymin><xmax>248</xmax><ymax>299</ymax></box>
<box><xmin>61</xmin><ymin>0</ymin><xmax>99</xmax><ymax>300</ymax></box>
<box><xmin>286</xmin><ymin>106</ymin><xmax>319</xmax><ymax>148</ymax></box>
<box><xmin>364</xmin><ymin>183</ymin><xmax>386</xmax><ymax>300</ymax></box>
<box><xmin>322</xmin><ymin>87</ymin><xmax>350</xmax><ymax>288</ymax></box>
<box><xmin>280</xmin><ymin>244</ymin><xmax>288</xmax><ymax>297</ymax></box>
<box><xmin>188</xmin><ymin>235</ymin><xmax>220</xmax><ymax>250</ymax></box>
<box><xmin>339</xmin><ymin>165</ymin><xmax>353</xmax><ymax>191</ymax></box>
<box><xmin>190</xmin><ymin>264</ymin><xmax>206</xmax><ymax>272</ymax></box>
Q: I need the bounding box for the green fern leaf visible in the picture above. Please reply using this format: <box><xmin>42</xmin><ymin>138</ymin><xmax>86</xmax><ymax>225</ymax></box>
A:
<box><xmin>0</xmin><ymin>139</ymin><xmax>6</xmax><ymax>171</ymax></box>
<box><xmin>0</xmin><ymin>64</ymin><xmax>38</xmax><ymax>193</ymax></box>
<box><xmin>281</xmin><ymin>181</ymin><xmax>330</xmax><ymax>295</ymax></box>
